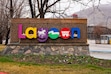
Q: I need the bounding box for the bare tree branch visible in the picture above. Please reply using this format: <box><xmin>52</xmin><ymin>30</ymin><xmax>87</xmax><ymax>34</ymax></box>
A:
<box><xmin>45</xmin><ymin>0</ymin><xmax>60</xmax><ymax>11</ymax></box>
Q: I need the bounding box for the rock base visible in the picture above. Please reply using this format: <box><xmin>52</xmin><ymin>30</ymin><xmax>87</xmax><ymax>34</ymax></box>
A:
<box><xmin>2</xmin><ymin>44</ymin><xmax>89</xmax><ymax>56</ymax></box>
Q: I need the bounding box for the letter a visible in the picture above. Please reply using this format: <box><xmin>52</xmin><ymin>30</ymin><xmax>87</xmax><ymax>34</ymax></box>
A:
<box><xmin>25</xmin><ymin>27</ymin><xmax>37</xmax><ymax>39</ymax></box>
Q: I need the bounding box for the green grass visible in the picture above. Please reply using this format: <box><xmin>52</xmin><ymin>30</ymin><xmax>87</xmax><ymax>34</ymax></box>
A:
<box><xmin>0</xmin><ymin>45</ymin><xmax>111</xmax><ymax>74</ymax></box>
<box><xmin>0</xmin><ymin>56</ymin><xmax>14</xmax><ymax>62</ymax></box>
<box><xmin>0</xmin><ymin>61</ymin><xmax>111</xmax><ymax>74</ymax></box>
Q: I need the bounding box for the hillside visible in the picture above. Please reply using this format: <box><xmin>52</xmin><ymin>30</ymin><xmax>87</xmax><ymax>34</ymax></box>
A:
<box><xmin>76</xmin><ymin>4</ymin><xmax>111</xmax><ymax>28</ymax></box>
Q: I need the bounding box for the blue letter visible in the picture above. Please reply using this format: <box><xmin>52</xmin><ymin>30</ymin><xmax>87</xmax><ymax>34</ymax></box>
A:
<box><xmin>71</xmin><ymin>28</ymin><xmax>81</xmax><ymax>39</ymax></box>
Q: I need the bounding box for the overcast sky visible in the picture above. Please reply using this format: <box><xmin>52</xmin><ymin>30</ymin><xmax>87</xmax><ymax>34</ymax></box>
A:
<box><xmin>44</xmin><ymin>0</ymin><xmax>111</xmax><ymax>18</ymax></box>
<box><xmin>24</xmin><ymin>0</ymin><xmax>111</xmax><ymax>18</ymax></box>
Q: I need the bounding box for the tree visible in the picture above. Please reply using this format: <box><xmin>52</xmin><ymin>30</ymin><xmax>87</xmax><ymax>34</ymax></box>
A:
<box><xmin>28</xmin><ymin>0</ymin><xmax>102</xmax><ymax>18</ymax></box>
<box><xmin>93</xmin><ymin>25</ymin><xmax>109</xmax><ymax>39</ymax></box>
<box><xmin>0</xmin><ymin>0</ymin><xmax>25</xmax><ymax>44</ymax></box>
<box><xmin>28</xmin><ymin>0</ymin><xmax>62</xmax><ymax>18</ymax></box>
<box><xmin>5</xmin><ymin>0</ymin><xmax>13</xmax><ymax>45</ymax></box>
<box><xmin>0</xmin><ymin>0</ymin><xmax>9</xmax><ymax>44</ymax></box>
<box><xmin>0</xmin><ymin>35</ymin><xmax>2</xmax><ymax>44</ymax></box>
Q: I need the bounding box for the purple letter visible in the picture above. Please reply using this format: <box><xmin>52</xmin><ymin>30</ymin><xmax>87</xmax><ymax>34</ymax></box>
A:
<box><xmin>18</xmin><ymin>24</ymin><xmax>26</xmax><ymax>39</ymax></box>
<box><xmin>38</xmin><ymin>28</ymin><xmax>48</xmax><ymax>42</ymax></box>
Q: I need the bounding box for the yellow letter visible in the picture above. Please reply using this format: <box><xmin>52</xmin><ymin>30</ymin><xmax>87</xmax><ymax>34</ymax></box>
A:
<box><xmin>25</xmin><ymin>27</ymin><xmax>37</xmax><ymax>39</ymax></box>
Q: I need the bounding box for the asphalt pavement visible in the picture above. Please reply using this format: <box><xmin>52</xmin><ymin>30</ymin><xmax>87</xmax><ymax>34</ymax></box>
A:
<box><xmin>88</xmin><ymin>40</ymin><xmax>111</xmax><ymax>60</ymax></box>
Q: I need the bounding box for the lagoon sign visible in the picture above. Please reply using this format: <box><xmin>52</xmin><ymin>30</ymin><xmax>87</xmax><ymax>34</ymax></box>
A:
<box><xmin>5</xmin><ymin>18</ymin><xmax>89</xmax><ymax>56</ymax></box>
<box><xmin>10</xmin><ymin>19</ymin><xmax>87</xmax><ymax>44</ymax></box>
<box><xmin>18</xmin><ymin>24</ymin><xmax>81</xmax><ymax>42</ymax></box>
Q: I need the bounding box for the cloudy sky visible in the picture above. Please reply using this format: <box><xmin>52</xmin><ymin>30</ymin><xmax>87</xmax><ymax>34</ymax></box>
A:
<box><xmin>44</xmin><ymin>0</ymin><xmax>111</xmax><ymax>18</ymax></box>
<box><xmin>24</xmin><ymin>0</ymin><xmax>111</xmax><ymax>18</ymax></box>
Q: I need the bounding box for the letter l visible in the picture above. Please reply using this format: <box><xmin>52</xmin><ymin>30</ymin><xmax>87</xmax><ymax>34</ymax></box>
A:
<box><xmin>18</xmin><ymin>24</ymin><xmax>26</xmax><ymax>39</ymax></box>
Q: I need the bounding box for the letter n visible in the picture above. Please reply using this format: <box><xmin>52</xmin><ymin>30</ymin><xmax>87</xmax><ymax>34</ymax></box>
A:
<box><xmin>71</xmin><ymin>28</ymin><xmax>81</xmax><ymax>39</ymax></box>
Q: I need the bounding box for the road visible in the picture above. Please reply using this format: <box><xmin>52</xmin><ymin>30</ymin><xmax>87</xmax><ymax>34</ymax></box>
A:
<box><xmin>88</xmin><ymin>40</ymin><xmax>111</xmax><ymax>60</ymax></box>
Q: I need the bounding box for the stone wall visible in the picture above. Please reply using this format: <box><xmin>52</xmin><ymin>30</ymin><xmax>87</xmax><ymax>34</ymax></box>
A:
<box><xmin>2</xmin><ymin>44</ymin><xmax>89</xmax><ymax>56</ymax></box>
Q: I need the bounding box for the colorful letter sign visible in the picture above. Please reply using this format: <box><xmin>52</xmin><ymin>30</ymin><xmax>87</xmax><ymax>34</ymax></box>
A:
<box><xmin>18</xmin><ymin>24</ymin><xmax>26</xmax><ymax>39</ymax></box>
<box><xmin>48</xmin><ymin>28</ymin><xmax>59</xmax><ymax>39</ymax></box>
<box><xmin>71</xmin><ymin>28</ymin><xmax>80</xmax><ymax>39</ymax></box>
<box><xmin>25</xmin><ymin>27</ymin><xmax>37</xmax><ymax>39</ymax></box>
<box><xmin>60</xmin><ymin>28</ymin><xmax>70</xmax><ymax>39</ymax></box>
<box><xmin>18</xmin><ymin>24</ymin><xmax>81</xmax><ymax>42</ymax></box>
<box><xmin>38</xmin><ymin>28</ymin><xmax>48</xmax><ymax>42</ymax></box>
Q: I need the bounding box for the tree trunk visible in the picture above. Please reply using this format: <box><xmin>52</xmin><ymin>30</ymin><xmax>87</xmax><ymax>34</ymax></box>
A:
<box><xmin>10</xmin><ymin>0</ymin><xmax>13</xmax><ymax>18</ymax></box>
<box><xmin>40</xmin><ymin>0</ymin><xmax>44</xmax><ymax>18</ymax></box>
<box><xmin>5</xmin><ymin>0</ymin><xmax>13</xmax><ymax>45</ymax></box>
<box><xmin>5</xmin><ymin>29</ymin><xmax>10</xmax><ymax>45</ymax></box>
<box><xmin>0</xmin><ymin>34</ymin><xmax>2</xmax><ymax>44</ymax></box>
<box><xmin>29</xmin><ymin>0</ymin><xmax>34</xmax><ymax>18</ymax></box>
<box><xmin>40</xmin><ymin>13</ymin><xmax>45</xmax><ymax>18</ymax></box>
